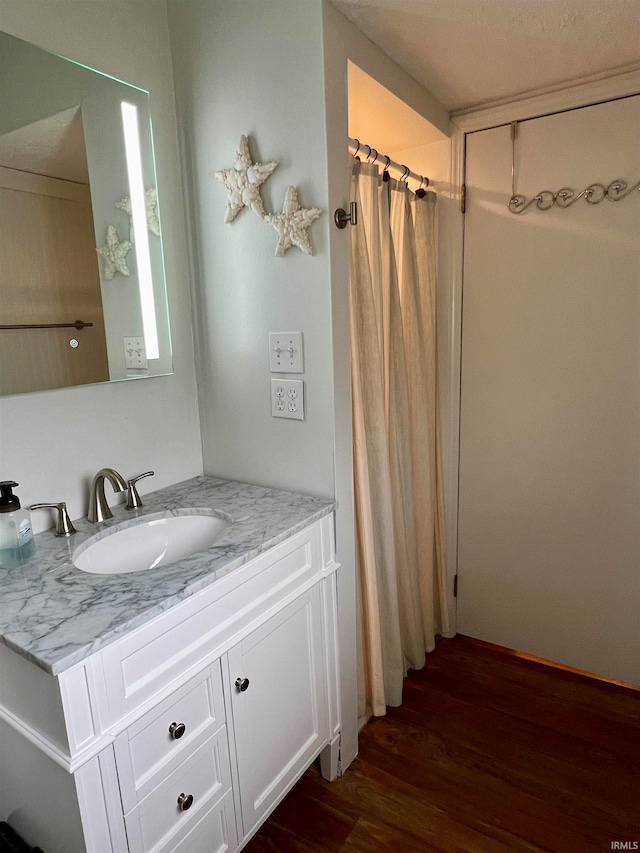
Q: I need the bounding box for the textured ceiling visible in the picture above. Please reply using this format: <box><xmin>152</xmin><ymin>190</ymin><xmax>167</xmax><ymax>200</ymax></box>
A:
<box><xmin>0</xmin><ymin>107</ymin><xmax>89</xmax><ymax>183</ymax></box>
<box><xmin>331</xmin><ymin>0</ymin><xmax>640</xmax><ymax>112</ymax></box>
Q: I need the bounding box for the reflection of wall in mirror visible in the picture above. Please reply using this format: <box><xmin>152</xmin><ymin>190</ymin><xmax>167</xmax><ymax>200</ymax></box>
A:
<box><xmin>0</xmin><ymin>165</ymin><xmax>109</xmax><ymax>395</ymax></box>
<box><xmin>0</xmin><ymin>30</ymin><xmax>173</xmax><ymax>394</ymax></box>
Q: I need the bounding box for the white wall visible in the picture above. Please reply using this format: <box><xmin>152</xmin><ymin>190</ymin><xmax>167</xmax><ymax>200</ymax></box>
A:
<box><xmin>167</xmin><ymin>0</ymin><xmax>336</xmax><ymax>500</ymax></box>
<box><xmin>0</xmin><ymin>0</ymin><xmax>203</xmax><ymax>531</ymax></box>
<box><xmin>389</xmin><ymin>140</ymin><xmax>451</xmax><ymax>187</ymax></box>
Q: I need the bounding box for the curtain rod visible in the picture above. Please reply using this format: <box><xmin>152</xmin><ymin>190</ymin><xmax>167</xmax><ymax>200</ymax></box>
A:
<box><xmin>0</xmin><ymin>320</ymin><xmax>93</xmax><ymax>331</ymax></box>
<box><xmin>348</xmin><ymin>137</ymin><xmax>434</xmax><ymax>195</ymax></box>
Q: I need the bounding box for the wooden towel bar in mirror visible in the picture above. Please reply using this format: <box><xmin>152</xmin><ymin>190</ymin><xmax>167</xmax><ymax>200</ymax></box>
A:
<box><xmin>0</xmin><ymin>30</ymin><xmax>173</xmax><ymax>396</ymax></box>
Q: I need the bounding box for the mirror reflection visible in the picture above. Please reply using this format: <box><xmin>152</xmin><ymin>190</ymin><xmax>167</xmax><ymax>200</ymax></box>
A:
<box><xmin>0</xmin><ymin>31</ymin><xmax>172</xmax><ymax>396</ymax></box>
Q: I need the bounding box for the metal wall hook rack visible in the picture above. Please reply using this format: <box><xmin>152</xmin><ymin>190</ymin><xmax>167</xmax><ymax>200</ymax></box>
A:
<box><xmin>509</xmin><ymin>179</ymin><xmax>640</xmax><ymax>214</ymax></box>
<box><xmin>508</xmin><ymin>120</ymin><xmax>639</xmax><ymax>213</ymax></box>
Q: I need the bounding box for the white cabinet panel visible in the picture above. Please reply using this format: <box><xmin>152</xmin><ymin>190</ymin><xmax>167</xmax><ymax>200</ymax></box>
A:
<box><xmin>75</xmin><ymin>748</ymin><xmax>129</xmax><ymax>853</ymax></box>
<box><xmin>228</xmin><ymin>583</ymin><xmax>328</xmax><ymax>835</ymax></box>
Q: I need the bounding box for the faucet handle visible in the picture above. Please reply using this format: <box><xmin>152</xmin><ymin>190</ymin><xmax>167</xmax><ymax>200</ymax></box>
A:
<box><xmin>31</xmin><ymin>502</ymin><xmax>77</xmax><ymax>537</ymax></box>
<box><xmin>126</xmin><ymin>471</ymin><xmax>155</xmax><ymax>510</ymax></box>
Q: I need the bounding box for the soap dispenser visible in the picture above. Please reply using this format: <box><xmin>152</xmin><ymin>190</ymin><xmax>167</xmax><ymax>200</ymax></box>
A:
<box><xmin>0</xmin><ymin>481</ymin><xmax>36</xmax><ymax>569</ymax></box>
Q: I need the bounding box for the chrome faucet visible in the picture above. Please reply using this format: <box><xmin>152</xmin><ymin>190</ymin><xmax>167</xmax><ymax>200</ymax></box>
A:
<box><xmin>88</xmin><ymin>468</ymin><xmax>127</xmax><ymax>523</ymax></box>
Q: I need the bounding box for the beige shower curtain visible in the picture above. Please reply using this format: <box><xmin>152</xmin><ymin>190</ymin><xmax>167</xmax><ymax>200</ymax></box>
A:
<box><xmin>350</xmin><ymin>161</ymin><xmax>450</xmax><ymax>718</ymax></box>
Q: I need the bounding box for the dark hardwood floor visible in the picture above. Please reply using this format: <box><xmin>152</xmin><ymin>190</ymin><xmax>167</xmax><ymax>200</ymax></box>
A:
<box><xmin>244</xmin><ymin>636</ymin><xmax>640</xmax><ymax>852</ymax></box>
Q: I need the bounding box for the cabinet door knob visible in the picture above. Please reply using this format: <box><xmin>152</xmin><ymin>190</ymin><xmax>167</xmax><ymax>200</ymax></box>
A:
<box><xmin>169</xmin><ymin>721</ymin><xmax>186</xmax><ymax>739</ymax></box>
<box><xmin>235</xmin><ymin>677</ymin><xmax>250</xmax><ymax>692</ymax></box>
<box><xmin>177</xmin><ymin>792</ymin><xmax>193</xmax><ymax>811</ymax></box>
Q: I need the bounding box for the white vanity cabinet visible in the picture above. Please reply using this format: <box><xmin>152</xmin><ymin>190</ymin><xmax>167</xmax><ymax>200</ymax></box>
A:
<box><xmin>0</xmin><ymin>515</ymin><xmax>341</xmax><ymax>853</ymax></box>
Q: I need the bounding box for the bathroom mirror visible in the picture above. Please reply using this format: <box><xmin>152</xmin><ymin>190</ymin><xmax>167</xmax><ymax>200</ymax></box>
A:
<box><xmin>0</xmin><ymin>30</ymin><xmax>173</xmax><ymax>396</ymax></box>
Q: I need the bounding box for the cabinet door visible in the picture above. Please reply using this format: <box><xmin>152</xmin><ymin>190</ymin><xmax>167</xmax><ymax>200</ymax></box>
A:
<box><xmin>228</xmin><ymin>583</ymin><xmax>328</xmax><ymax>836</ymax></box>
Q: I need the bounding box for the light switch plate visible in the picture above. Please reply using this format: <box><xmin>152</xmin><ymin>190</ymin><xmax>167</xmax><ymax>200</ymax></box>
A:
<box><xmin>123</xmin><ymin>336</ymin><xmax>148</xmax><ymax>369</ymax></box>
<box><xmin>268</xmin><ymin>332</ymin><xmax>303</xmax><ymax>373</ymax></box>
<box><xmin>271</xmin><ymin>378</ymin><xmax>304</xmax><ymax>420</ymax></box>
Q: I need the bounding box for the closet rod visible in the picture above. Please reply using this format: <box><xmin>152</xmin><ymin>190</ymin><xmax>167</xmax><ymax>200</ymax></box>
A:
<box><xmin>348</xmin><ymin>137</ymin><xmax>433</xmax><ymax>194</ymax></box>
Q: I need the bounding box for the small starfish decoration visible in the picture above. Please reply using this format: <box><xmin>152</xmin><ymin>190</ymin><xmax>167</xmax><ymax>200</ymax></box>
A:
<box><xmin>116</xmin><ymin>187</ymin><xmax>161</xmax><ymax>242</ymax></box>
<box><xmin>214</xmin><ymin>135</ymin><xmax>277</xmax><ymax>223</ymax></box>
<box><xmin>96</xmin><ymin>225</ymin><xmax>133</xmax><ymax>279</ymax></box>
<box><xmin>266</xmin><ymin>186</ymin><xmax>322</xmax><ymax>257</ymax></box>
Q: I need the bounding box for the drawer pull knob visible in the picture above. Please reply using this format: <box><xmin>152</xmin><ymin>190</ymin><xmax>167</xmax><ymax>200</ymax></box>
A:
<box><xmin>235</xmin><ymin>677</ymin><xmax>250</xmax><ymax>692</ymax></box>
<box><xmin>177</xmin><ymin>792</ymin><xmax>194</xmax><ymax>811</ymax></box>
<box><xmin>169</xmin><ymin>721</ymin><xmax>186</xmax><ymax>739</ymax></box>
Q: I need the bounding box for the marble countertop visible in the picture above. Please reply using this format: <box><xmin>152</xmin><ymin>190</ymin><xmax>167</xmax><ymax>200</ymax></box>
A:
<box><xmin>0</xmin><ymin>476</ymin><xmax>336</xmax><ymax>676</ymax></box>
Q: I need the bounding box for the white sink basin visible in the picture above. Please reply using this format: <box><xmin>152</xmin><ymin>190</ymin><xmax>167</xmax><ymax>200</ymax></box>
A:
<box><xmin>73</xmin><ymin>511</ymin><xmax>229</xmax><ymax>575</ymax></box>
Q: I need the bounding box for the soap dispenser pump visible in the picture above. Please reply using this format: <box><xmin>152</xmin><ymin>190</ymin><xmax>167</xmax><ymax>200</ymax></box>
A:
<box><xmin>0</xmin><ymin>481</ymin><xmax>36</xmax><ymax>569</ymax></box>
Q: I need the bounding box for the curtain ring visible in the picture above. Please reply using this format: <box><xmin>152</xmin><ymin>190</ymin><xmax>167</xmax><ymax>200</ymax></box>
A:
<box><xmin>363</xmin><ymin>144</ymin><xmax>371</xmax><ymax>161</ymax></box>
<box><xmin>353</xmin><ymin>138</ymin><xmax>361</xmax><ymax>161</ymax></box>
<box><xmin>382</xmin><ymin>155</ymin><xmax>391</xmax><ymax>183</ymax></box>
<box><xmin>401</xmin><ymin>165</ymin><xmax>410</xmax><ymax>183</ymax></box>
<box><xmin>369</xmin><ymin>147</ymin><xmax>378</xmax><ymax>164</ymax></box>
<box><xmin>416</xmin><ymin>176</ymin><xmax>426</xmax><ymax>198</ymax></box>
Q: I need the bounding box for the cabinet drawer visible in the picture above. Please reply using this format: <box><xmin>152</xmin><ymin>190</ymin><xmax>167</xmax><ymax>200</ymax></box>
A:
<box><xmin>115</xmin><ymin>663</ymin><xmax>225</xmax><ymax>811</ymax></box>
<box><xmin>101</xmin><ymin>522</ymin><xmax>322</xmax><ymax>725</ymax></box>
<box><xmin>124</xmin><ymin>727</ymin><xmax>232</xmax><ymax>853</ymax></box>
<box><xmin>163</xmin><ymin>789</ymin><xmax>237</xmax><ymax>853</ymax></box>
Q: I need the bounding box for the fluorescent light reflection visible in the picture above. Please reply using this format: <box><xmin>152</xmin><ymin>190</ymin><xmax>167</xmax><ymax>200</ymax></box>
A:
<box><xmin>121</xmin><ymin>101</ymin><xmax>159</xmax><ymax>359</ymax></box>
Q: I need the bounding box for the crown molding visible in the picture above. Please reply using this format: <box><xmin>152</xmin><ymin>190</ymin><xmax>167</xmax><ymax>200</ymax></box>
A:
<box><xmin>451</xmin><ymin>67</ymin><xmax>640</xmax><ymax>133</ymax></box>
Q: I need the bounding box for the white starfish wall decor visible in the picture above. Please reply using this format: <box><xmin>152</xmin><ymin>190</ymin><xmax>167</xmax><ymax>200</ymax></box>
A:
<box><xmin>144</xmin><ymin>188</ymin><xmax>161</xmax><ymax>236</ymax></box>
<box><xmin>115</xmin><ymin>187</ymin><xmax>161</xmax><ymax>242</ymax></box>
<box><xmin>214</xmin><ymin>135</ymin><xmax>278</xmax><ymax>223</ymax></box>
<box><xmin>96</xmin><ymin>225</ymin><xmax>133</xmax><ymax>279</ymax></box>
<box><xmin>266</xmin><ymin>186</ymin><xmax>322</xmax><ymax>257</ymax></box>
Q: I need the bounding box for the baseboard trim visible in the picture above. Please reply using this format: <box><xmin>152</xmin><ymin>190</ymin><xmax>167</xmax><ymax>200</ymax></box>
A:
<box><xmin>458</xmin><ymin>634</ymin><xmax>640</xmax><ymax>692</ymax></box>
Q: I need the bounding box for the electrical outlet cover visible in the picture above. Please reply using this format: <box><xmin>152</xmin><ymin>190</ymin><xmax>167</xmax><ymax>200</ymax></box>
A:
<box><xmin>271</xmin><ymin>378</ymin><xmax>304</xmax><ymax>420</ymax></box>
